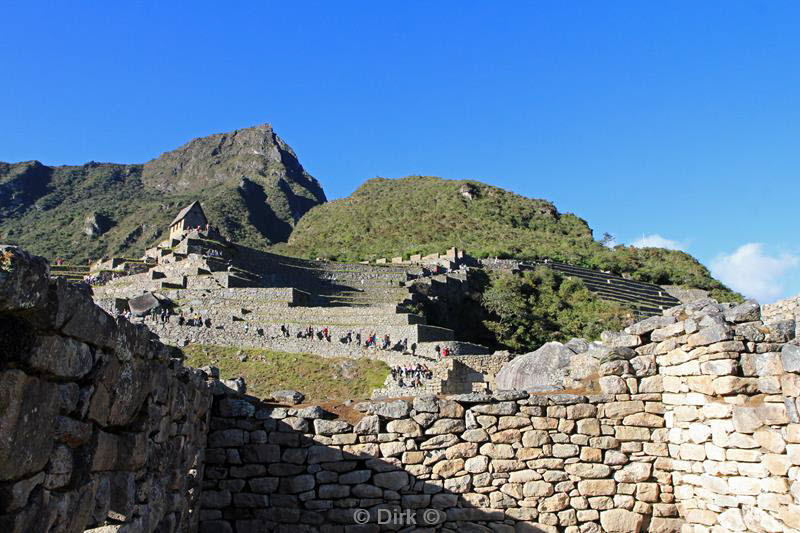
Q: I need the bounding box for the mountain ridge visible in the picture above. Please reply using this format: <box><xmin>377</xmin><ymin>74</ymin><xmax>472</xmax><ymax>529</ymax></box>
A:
<box><xmin>0</xmin><ymin>124</ymin><xmax>326</xmax><ymax>262</ymax></box>
<box><xmin>279</xmin><ymin>175</ymin><xmax>741</xmax><ymax>302</ymax></box>
<box><xmin>0</xmin><ymin>128</ymin><xmax>739</xmax><ymax>302</ymax></box>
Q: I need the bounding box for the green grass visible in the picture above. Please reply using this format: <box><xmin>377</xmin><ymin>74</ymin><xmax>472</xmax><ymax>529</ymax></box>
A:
<box><xmin>278</xmin><ymin>176</ymin><xmax>742</xmax><ymax>303</ymax></box>
<box><xmin>0</xmin><ymin>126</ymin><xmax>325</xmax><ymax>264</ymax></box>
<box><xmin>181</xmin><ymin>344</ymin><xmax>389</xmax><ymax>402</ymax></box>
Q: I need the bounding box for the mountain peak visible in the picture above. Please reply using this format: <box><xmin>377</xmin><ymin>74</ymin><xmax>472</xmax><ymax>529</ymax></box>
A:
<box><xmin>0</xmin><ymin>125</ymin><xmax>327</xmax><ymax>261</ymax></box>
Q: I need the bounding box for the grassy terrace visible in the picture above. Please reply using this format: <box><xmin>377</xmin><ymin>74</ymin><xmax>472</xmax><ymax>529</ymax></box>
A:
<box><xmin>181</xmin><ymin>345</ymin><xmax>389</xmax><ymax>402</ymax></box>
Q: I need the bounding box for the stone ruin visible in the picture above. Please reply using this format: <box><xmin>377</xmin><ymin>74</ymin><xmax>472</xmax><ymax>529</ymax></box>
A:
<box><xmin>48</xmin><ymin>202</ymin><xmax>702</xmax><ymax>399</ymax></box>
<box><xmin>86</xmin><ymin>229</ymin><xmax>504</xmax><ymax>397</ymax></box>
<box><xmin>2</xmin><ymin>244</ymin><xmax>800</xmax><ymax>532</ymax></box>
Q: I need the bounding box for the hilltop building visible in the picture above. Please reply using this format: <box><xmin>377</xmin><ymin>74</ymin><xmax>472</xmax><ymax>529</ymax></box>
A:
<box><xmin>169</xmin><ymin>201</ymin><xmax>207</xmax><ymax>239</ymax></box>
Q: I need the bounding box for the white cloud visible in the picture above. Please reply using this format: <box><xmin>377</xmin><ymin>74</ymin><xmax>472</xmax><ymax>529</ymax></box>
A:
<box><xmin>630</xmin><ymin>234</ymin><xmax>686</xmax><ymax>251</ymax></box>
<box><xmin>710</xmin><ymin>243</ymin><xmax>800</xmax><ymax>303</ymax></box>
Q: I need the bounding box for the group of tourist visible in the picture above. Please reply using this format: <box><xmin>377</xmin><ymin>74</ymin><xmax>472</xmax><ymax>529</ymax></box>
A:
<box><xmin>390</xmin><ymin>363</ymin><xmax>433</xmax><ymax>388</ymax></box>
<box><xmin>82</xmin><ymin>274</ymin><xmax>102</xmax><ymax>285</ymax></box>
<box><xmin>288</xmin><ymin>325</ymin><xmax>333</xmax><ymax>342</ymax></box>
<box><xmin>178</xmin><ymin>312</ymin><xmax>211</xmax><ymax>328</ymax></box>
<box><xmin>434</xmin><ymin>345</ymin><xmax>451</xmax><ymax>357</ymax></box>
<box><xmin>275</xmin><ymin>325</ymin><xmax>425</xmax><ymax>355</ymax></box>
<box><xmin>142</xmin><ymin>307</ymin><xmax>171</xmax><ymax>323</ymax></box>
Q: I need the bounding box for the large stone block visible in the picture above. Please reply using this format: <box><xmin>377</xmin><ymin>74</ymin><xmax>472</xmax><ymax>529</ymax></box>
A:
<box><xmin>577</xmin><ymin>479</ymin><xmax>615</xmax><ymax>496</ymax></box>
<box><xmin>625</xmin><ymin>315</ymin><xmax>677</xmax><ymax>335</ymax></box>
<box><xmin>313</xmin><ymin>419</ymin><xmax>352</xmax><ymax>436</ymax></box>
<box><xmin>0</xmin><ymin>246</ymin><xmax>50</xmax><ymax>313</ymax></box>
<box><xmin>0</xmin><ymin>370</ymin><xmax>59</xmax><ymax>480</ymax></box>
<box><xmin>687</xmin><ymin>324</ymin><xmax>732</xmax><ymax>347</ymax></box>
<box><xmin>365</xmin><ymin>400</ymin><xmax>410</xmax><ymax>419</ymax></box>
<box><xmin>782</xmin><ymin>343</ymin><xmax>800</xmax><ymax>373</ymax></box>
<box><xmin>741</xmin><ymin>352</ymin><xmax>784</xmax><ymax>377</ymax></box>
<box><xmin>723</xmin><ymin>300</ymin><xmax>760</xmax><ymax>323</ymax></box>
<box><xmin>601</xmin><ymin>331</ymin><xmax>642</xmax><ymax>348</ymax></box>
<box><xmin>600</xmin><ymin>509</ymin><xmax>644</xmax><ymax>532</ymax></box>
<box><xmin>373</xmin><ymin>471</ymin><xmax>409</xmax><ymax>490</ymax></box>
<box><xmin>27</xmin><ymin>335</ymin><xmax>94</xmax><ymax>379</ymax></box>
<box><xmin>425</xmin><ymin>418</ymin><xmax>465</xmax><ymax>435</ymax></box>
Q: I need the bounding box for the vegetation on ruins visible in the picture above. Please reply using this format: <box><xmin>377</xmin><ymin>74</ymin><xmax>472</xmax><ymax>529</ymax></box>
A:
<box><xmin>282</xmin><ymin>176</ymin><xmax>742</xmax><ymax>302</ymax></box>
<box><xmin>181</xmin><ymin>344</ymin><xmax>389</xmax><ymax>402</ymax></box>
<box><xmin>481</xmin><ymin>267</ymin><xmax>631</xmax><ymax>352</ymax></box>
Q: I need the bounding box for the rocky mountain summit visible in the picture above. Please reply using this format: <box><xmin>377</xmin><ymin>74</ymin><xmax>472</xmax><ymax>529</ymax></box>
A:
<box><xmin>0</xmin><ymin>125</ymin><xmax>326</xmax><ymax>262</ymax></box>
<box><xmin>142</xmin><ymin>124</ymin><xmax>326</xmax><ymax>234</ymax></box>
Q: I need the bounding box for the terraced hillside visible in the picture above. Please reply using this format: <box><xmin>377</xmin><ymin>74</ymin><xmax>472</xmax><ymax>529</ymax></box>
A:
<box><xmin>528</xmin><ymin>260</ymin><xmax>681</xmax><ymax>317</ymax></box>
<box><xmin>281</xmin><ymin>176</ymin><xmax>741</xmax><ymax>303</ymax></box>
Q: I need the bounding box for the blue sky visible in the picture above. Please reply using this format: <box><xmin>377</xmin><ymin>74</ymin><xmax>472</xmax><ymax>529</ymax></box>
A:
<box><xmin>1</xmin><ymin>1</ymin><xmax>798</xmax><ymax>302</ymax></box>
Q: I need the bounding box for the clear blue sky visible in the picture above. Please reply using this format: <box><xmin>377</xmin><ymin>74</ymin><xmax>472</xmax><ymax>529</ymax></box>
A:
<box><xmin>2</xmin><ymin>1</ymin><xmax>799</xmax><ymax>302</ymax></box>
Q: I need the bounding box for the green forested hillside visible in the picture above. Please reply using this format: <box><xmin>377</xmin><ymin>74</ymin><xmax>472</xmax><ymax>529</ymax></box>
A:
<box><xmin>281</xmin><ymin>176</ymin><xmax>740</xmax><ymax>302</ymax></box>
<box><xmin>0</xmin><ymin>125</ymin><xmax>325</xmax><ymax>262</ymax></box>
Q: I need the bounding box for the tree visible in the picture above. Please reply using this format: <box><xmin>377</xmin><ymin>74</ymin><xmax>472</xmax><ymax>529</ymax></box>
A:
<box><xmin>481</xmin><ymin>267</ymin><xmax>630</xmax><ymax>352</ymax></box>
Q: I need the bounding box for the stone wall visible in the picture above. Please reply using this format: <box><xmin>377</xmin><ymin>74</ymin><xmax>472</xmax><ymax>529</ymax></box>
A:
<box><xmin>0</xmin><ymin>246</ymin><xmax>213</xmax><ymax>533</ymax></box>
<box><xmin>441</xmin><ymin>353</ymin><xmax>513</xmax><ymax>394</ymax></box>
<box><xmin>198</xmin><ymin>389</ymin><xmax>677</xmax><ymax>533</ymax></box>
<box><xmin>646</xmin><ymin>299</ymin><xmax>800</xmax><ymax>531</ymax></box>
<box><xmin>764</xmin><ymin>295</ymin><xmax>800</xmax><ymax>338</ymax></box>
<box><xmin>197</xmin><ymin>297</ymin><xmax>800</xmax><ymax>533</ymax></box>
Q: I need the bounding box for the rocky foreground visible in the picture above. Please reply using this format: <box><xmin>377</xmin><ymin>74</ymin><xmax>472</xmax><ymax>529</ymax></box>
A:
<box><xmin>1</xmin><ymin>245</ymin><xmax>799</xmax><ymax>533</ymax></box>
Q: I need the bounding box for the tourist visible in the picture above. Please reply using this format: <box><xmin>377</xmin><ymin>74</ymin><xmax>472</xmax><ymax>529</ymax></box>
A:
<box><xmin>442</xmin><ymin>346</ymin><xmax>450</xmax><ymax>357</ymax></box>
<box><xmin>435</xmin><ymin>345</ymin><xmax>441</xmax><ymax>357</ymax></box>
<box><xmin>178</xmin><ymin>313</ymin><xmax>185</xmax><ymax>326</ymax></box>
<box><xmin>356</xmin><ymin>332</ymin><xmax>362</xmax><ymax>345</ymax></box>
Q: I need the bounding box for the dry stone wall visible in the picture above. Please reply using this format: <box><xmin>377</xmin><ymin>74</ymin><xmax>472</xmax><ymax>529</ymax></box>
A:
<box><xmin>199</xmin><ymin>389</ymin><xmax>678</xmax><ymax>532</ymax></box>
<box><xmin>198</xmin><ymin>297</ymin><xmax>800</xmax><ymax>533</ymax></box>
<box><xmin>764</xmin><ymin>295</ymin><xmax>800</xmax><ymax>338</ymax></box>
<box><xmin>645</xmin><ymin>299</ymin><xmax>800</xmax><ymax>532</ymax></box>
<box><xmin>0</xmin><ymin>246</ymin><xmax>213</xmax><ymax>533</ymax></box>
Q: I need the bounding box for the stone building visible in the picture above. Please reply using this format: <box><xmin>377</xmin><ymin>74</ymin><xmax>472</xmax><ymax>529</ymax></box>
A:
<box><xmin>169</xmin><ymin>201</ymin><xmax>207</xmax><ymax>239</ymax></box>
